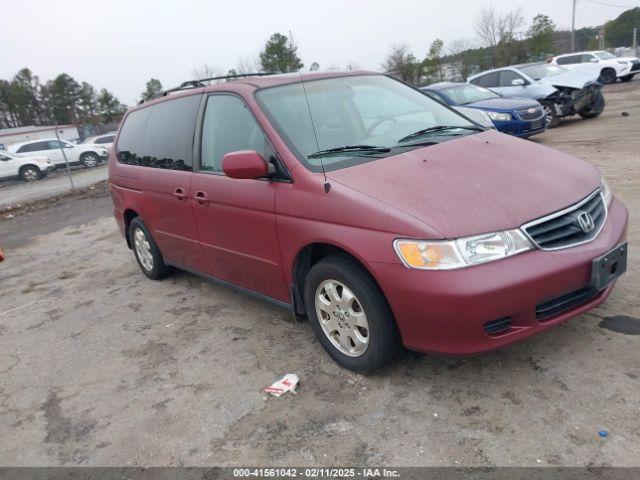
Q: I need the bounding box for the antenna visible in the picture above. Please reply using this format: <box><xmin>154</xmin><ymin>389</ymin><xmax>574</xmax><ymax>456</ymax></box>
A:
<box><xmin>289</xmin><ymin>30</ymin><xmax>330</xmax><ymax>193</ymax></box>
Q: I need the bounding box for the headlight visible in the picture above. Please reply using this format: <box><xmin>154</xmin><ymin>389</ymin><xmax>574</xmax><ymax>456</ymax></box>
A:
<box><xmin>394</xmin><ymin>230</ymin><xmax>534</xmax><ymax>270</ymax></box>
<box><xmin>601</xmin><ymin>176</ymin><xmax>613</xmax><ymax>207</ymax></box>
<box><xmin>617</xmin><ymin>60</ymin><xmax>628</xmax><ymax>65</ymax></box>
<box><xmin>486</xmin><ymin>111</ymin><xmax>512</xmax><ymax>122</ymax></box>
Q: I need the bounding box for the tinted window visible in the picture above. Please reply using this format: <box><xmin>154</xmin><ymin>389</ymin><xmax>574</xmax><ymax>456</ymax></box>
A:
<box><xmin>498</xmin><ymin>70</ymin><xmax>524</xmax><ymax>86</ymax></box>
<box><xmin>95</xmin><ymin>135</ymin><xmax>115</xmax><ymax>144</ymax></box>
<box><xmin>200</xmin><ymin>95</ymin><xmax>274</xmax><ymax>173</ymax></box>
<box><xmin>469</xmin><ymin>72</ymin><xmax>499</xmax><ymax>87</ymax></box>
<box><xmin>117</xmin><ymin>94</ymin><xmax>200</xmax><ymax>170</ymax></box>
<box><xmin>17</xmin><ymin>141</ymin><xmax>47</xmax><ymax>153</ymax></box>
<box><xmin>556</xmin><ymin>55</ymin><xmax>581</xmax><ymax>65</ymax></box>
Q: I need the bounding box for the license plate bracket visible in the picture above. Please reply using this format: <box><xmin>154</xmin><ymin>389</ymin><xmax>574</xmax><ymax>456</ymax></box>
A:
<box><xmin>590</xmin><ymin>242</ymin><xmax>627</xmax><ymax>291</ymax></box>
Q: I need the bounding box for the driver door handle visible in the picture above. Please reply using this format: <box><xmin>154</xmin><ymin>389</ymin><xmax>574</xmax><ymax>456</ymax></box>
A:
<box><xmin>194</xmin><ymin>190</ymin><xmax>210</xmax><ymax>205</ymax></box>
<box><xmin>174</xmin><ymin>187</ymin><xmax>186</xmax><ymax>200</ymax></box>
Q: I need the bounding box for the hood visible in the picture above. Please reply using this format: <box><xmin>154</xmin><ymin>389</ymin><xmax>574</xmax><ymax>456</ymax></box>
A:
<box><xmin>538</xmin><ymin>68</ymin><xmax>598</xmax><ymax>90</ymax></box>
<box><xmin>327</xmin><ymin>130</ymin><xmax>600</xmax><ymax>239</ymax></box>
<box><xmin>465</xmin><ymin>97</ymin><xmax>539</xmax><ymax>111</ymax></box>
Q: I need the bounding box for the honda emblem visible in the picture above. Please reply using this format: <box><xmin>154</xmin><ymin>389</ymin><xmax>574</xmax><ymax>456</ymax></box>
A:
<box><xmin>577</xmin><ymin>211</ymin><xmax>595</xmax><ymax>233</ymax></box>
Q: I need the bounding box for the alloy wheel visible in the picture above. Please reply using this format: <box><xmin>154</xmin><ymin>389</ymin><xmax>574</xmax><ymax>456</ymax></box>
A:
<box><xmin>22</xmin><ymin>168</ymin><xmax>39</xmax><ymax>182</ymax></box>
<box><xmin>133</xmin><ymin>228</ymin><xmax>154</xmax><ymax>272</ymax></box>
<box><xmin>315</xmin><ymin>279</ymin><xmax>370</xmax><ymax>357</ymax></box>
<box><xmin>83</xmin><ymin>154</ymin><xmax>98</xmax><ymax>167</ymax></box>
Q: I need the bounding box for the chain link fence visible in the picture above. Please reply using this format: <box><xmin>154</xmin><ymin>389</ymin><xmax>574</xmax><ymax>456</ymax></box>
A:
<box><xmin>0</xmin><ymin>124</ymin><xmax>113</xmax><ymax>214</ymax></box>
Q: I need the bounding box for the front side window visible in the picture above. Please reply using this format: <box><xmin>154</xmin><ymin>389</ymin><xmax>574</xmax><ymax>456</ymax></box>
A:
<box><xmin>595</xmin><ymin>51</ymin><xmax>615</xmax><ymax>60</ymax></box>
<box><xmin>117</xmin><ymin>94</ymin><xmax>200</xmax><ymax>170</ymax></box>
<box><xmin>498</xmin><ymin>70</ymin><xmax>524</xmax><ymax>86</ymax></box>
<box><xmin>469</xmin><ymin>72</ymin><xmax>499</xmax><ymax>87</ymax></box>
<box><xmin>256</xmin><ymin>75</ymin><xmax>476</xmax><ymax>172</ymax></box>
<box><xmin>200</xmin><ymin>95</ymin><xmax>274</xmax><ymax>173</ymax></box>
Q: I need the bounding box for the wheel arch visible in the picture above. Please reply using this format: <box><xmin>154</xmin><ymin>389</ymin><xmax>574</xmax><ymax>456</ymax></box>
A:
<box><xmin>123</xmin><ymin>208</ymin><xmax>139</xmax><ymax>249</ymax></box>
<box><xmin>291</xmin><ymin>242</ymin><xmax>388</xmax><ymax>317</ymax></box>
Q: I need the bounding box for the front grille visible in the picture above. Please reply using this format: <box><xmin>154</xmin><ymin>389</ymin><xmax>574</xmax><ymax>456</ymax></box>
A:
<box><xmin>522</xmin><ymin>190</ymin><xmax>606</xmax><ymax>250</ymax></box>
<box><xmin>484</xmin><ymin>317</ymin><xmax>511</xmax><ymax>335</ymax></box>
<box><xmin>536</xmin><ymin>286</ymin><xmax>602</xmax><ymax>321</ymax></box>
<box><xmin>515</xmin><ymin>106</ymin><xmax>544</xmax><ymax>121</ymax></box>
<box><xmin>631</xmin><ymin>61</ymin><xmax>640</xmax><ymax>73</ymax></box>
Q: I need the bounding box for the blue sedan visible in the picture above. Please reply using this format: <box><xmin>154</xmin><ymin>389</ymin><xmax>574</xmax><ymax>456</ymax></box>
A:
<box><xmin>421</xmin><ymin>82</ymin><xmax>547</xmax><ymax>138</ymax></box>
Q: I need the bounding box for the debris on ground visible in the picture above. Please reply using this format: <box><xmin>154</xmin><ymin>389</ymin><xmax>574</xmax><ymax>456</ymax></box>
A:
<box><xmin>598</xmin><ymin>430</ymin><xmax>608</xmax><ymax>438</ymax></box>
<box><xmin>621</xmin><ymin>111</ymin><xmax>630</xmax><ymax>116</ymax></box>
<box><xmin>264</xmin><ymin>373</ymin><xmax>299</xmax><ymax>397</ymax></box>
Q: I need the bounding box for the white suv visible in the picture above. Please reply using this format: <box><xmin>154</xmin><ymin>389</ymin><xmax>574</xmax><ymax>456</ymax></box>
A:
<box><xmin>551</xmin><ymin>50</ymin><xmax>640</xmax><ymax>84</ymax></box>
<box><xmin>0</xmin><ymin>150</ymin><xmax>54</xmax><ymax>182</ymax></box>
<box><xmin>9</xmin><ymin>139</ymin><xmax>109</xmax><ymax>168</ymax></box>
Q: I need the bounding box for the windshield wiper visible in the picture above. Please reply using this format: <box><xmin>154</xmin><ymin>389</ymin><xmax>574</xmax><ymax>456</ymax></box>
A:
<box><xmin>397</xmin><ymin>125</ymin><xmax>485</xmax><ymax>144</ymax></box>
<box><xmin>308</xmin><ymin>145</ymin><xmax>391</xmax><ymax>159</ymax></box>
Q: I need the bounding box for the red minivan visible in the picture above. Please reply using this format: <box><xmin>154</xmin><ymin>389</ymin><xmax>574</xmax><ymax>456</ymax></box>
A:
<box><xmin>109</xmin><ymin>71</ymin><xmax>628</xmax><ymax>373</ymax></box>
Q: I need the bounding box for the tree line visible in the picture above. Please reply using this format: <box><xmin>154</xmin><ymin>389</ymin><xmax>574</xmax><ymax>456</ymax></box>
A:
<box><xmin>0</xmin><ymin>68</ymin><xmax>126</xmax><ymax>130</ymax></box>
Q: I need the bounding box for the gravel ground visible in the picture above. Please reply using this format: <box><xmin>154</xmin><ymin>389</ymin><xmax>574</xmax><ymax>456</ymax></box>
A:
<box><xmin>0</xmin><ymin>79</ymin><xmax>639</xmax><ymax>467</ymax></box>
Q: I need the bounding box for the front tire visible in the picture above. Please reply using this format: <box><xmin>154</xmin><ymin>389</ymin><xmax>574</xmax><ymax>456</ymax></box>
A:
<box><xmin>540</xmin><ymin>101</ymin><xmax>560</xmax><ymax>128</ymax></box>
<box><xmin>81</xmin><ymin>152</ymin><xmax>99</xmax><ymax>168</ymax></box>
<box><xmin>579</xmin><ymin>89</ymin><xmax>605</xmax><ymax>119</ymax></box>
<box><xmin>19</xmin><ymin>165</ymin><xmax>42</xmax><ymax>182</ymax></box>
<box><xmin>128</xmin><ymin>217</ymin><xmax>173</xmax><ymax>280</ymax></box>
<box><xmin>303</xmin><ymin>255</ymin><xmax>402</xmax><ymax>374</ymax></box>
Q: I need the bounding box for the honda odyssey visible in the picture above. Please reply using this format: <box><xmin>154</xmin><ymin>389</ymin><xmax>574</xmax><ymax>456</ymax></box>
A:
<box><xmin>109</xmin><ymin>71</ymin><xmax>628</xmax><ymax>373</ymax></box>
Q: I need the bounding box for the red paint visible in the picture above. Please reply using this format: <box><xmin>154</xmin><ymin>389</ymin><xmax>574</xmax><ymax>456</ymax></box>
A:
<box><xmin>222</xmin><ymin>150</ymin><xmax>268</xmax><ymax>179</ymax></box>
<box><xmin>109</xmin><ymin>71</ymin><xmax>628</xmax><ymax>354</ymax></box>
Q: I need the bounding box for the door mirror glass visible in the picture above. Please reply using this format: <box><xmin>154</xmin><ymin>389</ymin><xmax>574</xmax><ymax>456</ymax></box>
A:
<box><xmin>222</xmin><ymin>150</ymin><xmax>268</xmax><ymax>179</ymax></box>
<box><xmin>511</xmin><ymin>78</ymin><xmax>526</xmax><ymax>86</ymax></box>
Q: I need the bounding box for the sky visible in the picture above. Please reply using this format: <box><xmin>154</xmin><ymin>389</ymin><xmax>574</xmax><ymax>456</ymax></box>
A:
<box><xmin>1</xmin><ymin>0</ymin><xmax>638</xmax><ymax>105</ymax></box>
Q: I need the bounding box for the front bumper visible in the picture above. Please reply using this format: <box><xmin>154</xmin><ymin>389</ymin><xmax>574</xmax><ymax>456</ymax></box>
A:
<box><xmin>369</xmin><ymin>197</ymin><xmax>628</xmax><ymax>355</ymax></box>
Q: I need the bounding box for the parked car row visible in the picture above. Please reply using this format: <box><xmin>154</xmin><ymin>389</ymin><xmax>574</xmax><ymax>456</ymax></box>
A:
<box><xmin>0</xmin><ymin>137</ymin><xmax>112</xmax><ymax>183</ymax></box>
<box><xmin>420</xmin><ymin>51</ymin><xmax>623</xmax><ymax>139</ymax></box>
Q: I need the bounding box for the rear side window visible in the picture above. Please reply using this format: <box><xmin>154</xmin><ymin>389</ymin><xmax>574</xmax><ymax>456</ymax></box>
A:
<box><xmin>557</xmin><ymin>55</ymin><xmax>581</xmax><ymax>65</ymax></box>
<box><xmin>116</xmin><ymin>94</ymin><xmax>200</xmax><ymax>170</ymax></box>
<box><xmin>470</xmin><ymin>72</ymin><xmax>499</xmax><ymax>88</ymax></box>
<box><xmin>17</xmin><ymin>141</ymin><xmax>45</xmax><ymax>153</ymax></box>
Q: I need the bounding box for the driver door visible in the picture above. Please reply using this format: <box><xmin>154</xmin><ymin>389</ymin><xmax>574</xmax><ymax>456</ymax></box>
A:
<box><xmin>190</xmin><ymin>94</ymin><xmax>289</xmax><ymax>303</ymax></box>
<box><xmin>491</xmin><ymin>70</ymin><xmax>528</xmax><ymax>97</ymax></box>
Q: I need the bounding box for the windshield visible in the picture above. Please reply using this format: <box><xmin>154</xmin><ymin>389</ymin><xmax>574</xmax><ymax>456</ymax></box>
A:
<box><xmin>255</xmin><ymin>75</ymin><xmax>477</xmax><ymax>171</ymax></box>
<box><xmin>595</xmin><ymin>51</ymin><xmax>616</xmax><ymax>60</ymax></box>
<box><xmin>433</xmin><ymin>84</ymin><xmax>499</xmax><ymax>105</ymax></box>
<box><xmin>519</xmin><ymin>64</ymin><xmax>566</xmax><ymax>80</ymax></box>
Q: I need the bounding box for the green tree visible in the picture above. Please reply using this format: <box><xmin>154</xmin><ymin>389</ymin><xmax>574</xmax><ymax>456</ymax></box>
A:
<box><xmin>259</xmin><ymin>33</ymin><xmax>303</xmax><ymax>73</ymax></box>
<box><xmin>41</xmin><ymin>73</ymin><xmax>81</xmax><ymax>124</ymax></box>
<box><xmin>527</xmin><ymin>14</ymin><xmax>555</xmax><ymax>58</ymax></box>
<box><xmin>423</xmin><ymin>39</ymin><xmax>444</xmax><ymax>82</ymax></box>
<box><xmin>383</xmin><ymin>45</ymin><xmax>421</xmax><ymax>84</ymax></box>
<box><xmin>98</xmin><ymin>88</ymin><xmax>126</xmax><ymax>123</ymax></box>
<box><xmin>140</xmin><ymin>78</ymin><xmax>163</xmax><ymax>102</ymax></box>
<box><xmin>78</xmin><ymin>82</ymin><xmax>98</xmax><ymax>123</ymax></box>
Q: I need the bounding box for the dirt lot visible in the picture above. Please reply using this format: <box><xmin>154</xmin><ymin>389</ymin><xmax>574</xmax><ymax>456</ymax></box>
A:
<box><xmin>0</xmin><ymin>80</ymin><xmax>639</xmax><ymax>467</ymax></box>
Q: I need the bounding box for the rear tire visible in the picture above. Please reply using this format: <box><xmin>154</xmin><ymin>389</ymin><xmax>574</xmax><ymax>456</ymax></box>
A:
<box><xmin>19</xmin><ymin>165</ymin><xmax>42</xmax><ymax>182</ymax></box>
<box><xmin>579</xmin><ymin>89</ymin><xmax>605</xmax><ymax>119</ymax></box>
<box><xmin>303</xmin><ymin>255</ymin><xmax>402</xmax><ymax>374</ymax></box>
<box><xmin>128</xmin><ymin>217</ymin><xmax>173</xmax><ymax>280</ymax></box>
<box><xmin>81</xmin><ymin>152</ymin><xmax>99</xmax><ymax>168</ymax></box>
<box><xmin>600</xmin><ymin>68</ymin><xmax>617</xmax><ymax>84</ymax></box>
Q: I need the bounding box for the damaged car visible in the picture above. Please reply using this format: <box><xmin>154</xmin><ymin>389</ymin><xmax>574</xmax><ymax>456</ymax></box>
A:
<box><xmin>468</xmin><ymin>63</ymin><xmax>604</xmax><ymax>128</ymax></box>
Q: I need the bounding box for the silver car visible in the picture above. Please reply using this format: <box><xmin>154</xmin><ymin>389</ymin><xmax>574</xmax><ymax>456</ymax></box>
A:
<box><xmin>468</xmin><ymin>63</ymin><xmax>604</xmax><ymax>128</ymax></box>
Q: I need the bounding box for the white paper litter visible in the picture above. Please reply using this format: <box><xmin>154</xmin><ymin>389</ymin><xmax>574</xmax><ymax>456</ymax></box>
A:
<box><xmin>264</xmin><ymin>373</ymin><xmax>299</xmax><ymax>397</ymax></box>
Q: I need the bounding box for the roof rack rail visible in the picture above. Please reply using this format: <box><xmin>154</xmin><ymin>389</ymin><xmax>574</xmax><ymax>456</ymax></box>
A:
<box><xmin>160</xmin><ymin>72</ymin><xmax>279</xmax><ymax>97</ymax></box>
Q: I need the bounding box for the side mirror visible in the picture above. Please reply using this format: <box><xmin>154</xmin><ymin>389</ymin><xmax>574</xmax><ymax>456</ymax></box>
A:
<box><xmin>511</xmin><ymin>78</ymin><xmax>526</xmax><ymax>86</ymax></box>
<box><xmin>222</xmin><ymin>150</ymin><xmax>268</xmax><ymax>179</ymax></box>
<box><xmin>590</xmin><ymin>58</ymin><xmax>599</xmax><ymax>63</ymax></box>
